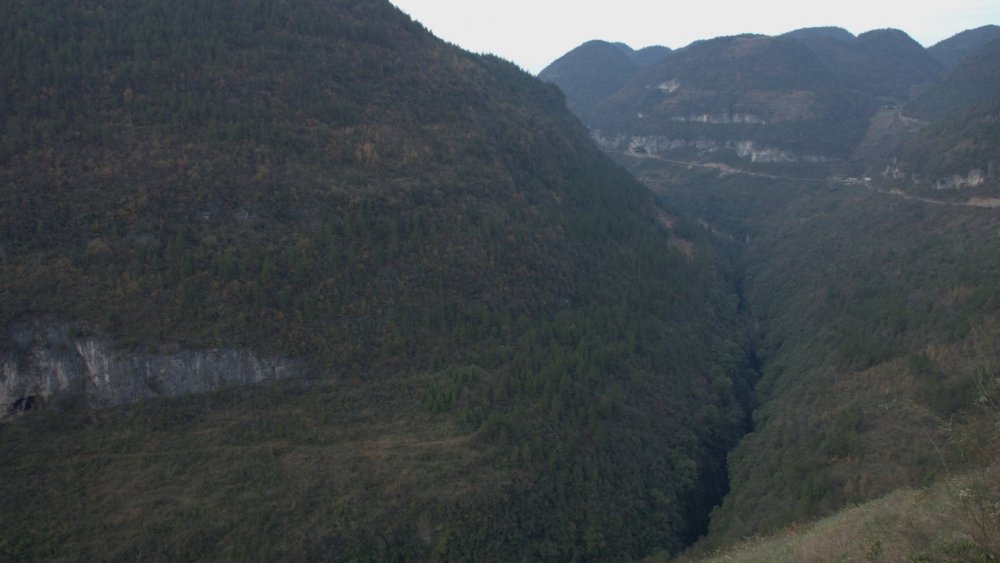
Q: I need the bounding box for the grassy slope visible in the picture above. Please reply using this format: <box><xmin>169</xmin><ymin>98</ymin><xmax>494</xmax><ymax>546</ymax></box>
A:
<box><xmin>679</xmin><ymin>464</ymin><xmax>1000</xmax><ymax>562</ymax></box>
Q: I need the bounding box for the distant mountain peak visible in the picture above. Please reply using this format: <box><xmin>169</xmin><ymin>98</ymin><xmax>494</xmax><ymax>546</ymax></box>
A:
<box><xmin>612</xmin><ymin>41</ymin><xmax>634</xmax><ymax>53</ymax></box>
<box><xmin>782</xmin><ymin>26</ymin><xmax>856</xmax><ymax>42</ymax></box>
<box><xmin>631</xmin><ymin>45</ymin><xmax>672</xmax><ymax>66</ymax></box>
<box><xmin>855</xmin><ymin>28</ymin><xmax>930</xmax><ymax>54</ymax></box>
<box><xmin>538</xmin><ymin>39</ymin><xmax>670</xmax><ymax>121</ymax></box>
<box><xmin>581</xmin><ymin>38</ymin><xmax>621</xmax><ymax>49</ymax></box>
<box><xmin>858</xmin><ymin>27</ymin><xmax>912</xmax><ymax>38</ymax></box>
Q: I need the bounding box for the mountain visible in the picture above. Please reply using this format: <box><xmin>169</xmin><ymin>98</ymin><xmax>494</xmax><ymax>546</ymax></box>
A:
<box><xmin>789</xmin><ymin>28</ymin><xmax>944</xmax><ymax>100</ymax></box>
<box><xmin>850</xmin><ymin>29</ymin><xmax>944</xmax><ymax>98</ymax></box>
<box><xmin>537</xmin><ymin>40</ymin><xmax>641</xmax><ymax>122</ymax></box>
<box><xmin>537</xmin><ymin>40</ymin><xmax>670</xmax><ymax>124</ymax></box>
<box><xmin>781</xmin><ymin>26</ymin><xmax>856</xmax><ymax>42</ymax></box>
<box><xmin>540</xmin><ymin>21</ymin><xmax>1000</xmax><ymax>562</ymax></box>
<box><xmin>586</xmin><ymin>34</ymin><xmax>872</xmax><ymax>163</ymax></box>
<box><xmin>929</xmin><ymin>24</ymin><xmax>1000</xmax><ymax>69</ymax></box>
<box><xmin>542</xmin><ymin>29</ymin><xmax>942</xmax><ymax>168</ymax></box>
<box><xmin>0</xmin><ymin>0</ymin><xmax>754</xmax><ymax>560</ymax></box>
<box><xmin>7</xmin><ymin>7</ymin><xmax>998</xmax><ymax>559</ymax></box>
<box><xmin>629</xmin><ymin>45</ymin><xmax>673</xmax><ymax>67</ymax></box>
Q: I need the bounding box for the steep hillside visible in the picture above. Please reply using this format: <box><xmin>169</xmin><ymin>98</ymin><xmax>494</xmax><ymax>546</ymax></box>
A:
<box><xmin>879</xmin><ymin>38</ymin><xmax>1000</xmax><ymax>195</ymax></box>
<box><xmin>929</xmin><ymin>24</ymin><xmax>1000</xmax><ymax>69</ymax></box>
<box><xmin>629</xmin><ymin>159</ymin><xmax>1000</xmax><ymax>551</ymax></box>
<box><xmin>0</xmin><ymin>0</ymin><xmax>753</xmax><ymax>560</ymax></box>
<box><xmin>683</xmin><ymin>463</ymin><xmax>1000</xmax><ymax>561</ymax></box>
<box><xmin>905</xmin><ymin>37</ymin><xmax>1000</xmax><ymax>121</ymax></box>
<box><xmin>851</xmin><ymin>30</ymin><xmax>944</xmax><ymax>99</ymax></box>
<box><xmin>886</xmin><ymin>98</ymin><xmax>1000</xmax><ymax>196</ymax></box>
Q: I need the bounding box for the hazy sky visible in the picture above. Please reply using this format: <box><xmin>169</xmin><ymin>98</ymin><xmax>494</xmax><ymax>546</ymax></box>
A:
<box><xmin>388</xmin><ymin>0</ymin><xmax>1000</xmax><ymax>74</ymax></box>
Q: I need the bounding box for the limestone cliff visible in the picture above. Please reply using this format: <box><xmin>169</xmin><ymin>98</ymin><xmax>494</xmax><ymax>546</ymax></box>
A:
<box><xmin>2</xmin><ymin>321</ymin><xmax>295</xmax><ymax>417</ymax></box>
<box><xmin>592</xmin><ymin>131</ymin><xmax>836</xmax><ymax>163</ymax></box>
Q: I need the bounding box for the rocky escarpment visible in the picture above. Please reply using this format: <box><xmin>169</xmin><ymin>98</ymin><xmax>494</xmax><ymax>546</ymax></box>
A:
<box><xmin>881</xmin><ymin>157</ymin><xmax>996</xmax><ymax>192</ymax></box>
<box><xmin>2</xmin><ymin>321</ymin><xmax>296</xmax><ymax>417</ymax></box>
<box><xmin>593</xmin><ymin>131</ymin><xmax>836</xmax><ymax>163</ymax></box>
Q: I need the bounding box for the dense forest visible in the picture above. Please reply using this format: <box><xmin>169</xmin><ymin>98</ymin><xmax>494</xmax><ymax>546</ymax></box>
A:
<box><xmin>540</xmin><ymin>28</ymin><xmax>949</xmax><ymax>164</ymax></box>
<box><xmin>0</xmin><ymin>0</ymin><xmax>756</xmax><ymax>560</ymax></box>
<box><xmin>538</xmin><ymin>40</ymin><xmax>670</xmax><ymax>126</ymax></box>
<box><xmin>3</xmin><ymin>1</ymin><xmax>999</xmax><ymax>561</ymax></box>
<box><xmin>543</xmin><ymin>20</ymin><xmax>1000</xmax><ymax>559</ymax></box>
<box><xmin>623</xmin><ymin>145</ymin><xmax>1000</xmax><ymax>561</ymax></box>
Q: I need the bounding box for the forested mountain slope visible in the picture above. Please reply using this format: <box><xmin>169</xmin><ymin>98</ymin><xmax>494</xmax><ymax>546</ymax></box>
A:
<box><xmin>588</xmin><ymin>34</ymin><xmax>872</xmax><ymax>162</ymax></box>
<box><xmin>790</xmin><ymin>28</ymin><xmax>943</xmax><ymax>100</ymax></box>
<box><xmin>625</xmin><ymin>157</ymin><xmax>1000</xmax><ymax>560</ymax></box>
<box><xmin>537</xmin><ymin>40</ymin><xmax>641</xmax><ymax>124</ymax></box>
<box><xmin>928</xmin><ymin>24</ymin><xmax>1000</xmax><ymax>69</ymax></box>
<box><xmin>906</xmin><ymin>37</ymin><xmax>1000</xmax><ymax>121</ymax></box>
<box><xmin>537</xmin><ymin>40</ymin><xmax>670</xmax><ymax>124</ymax></box>
<box><xmin>887</xmin><ymin>98</ymin><xmax>1000</xmax><ymax>196</ymax></box>
<box><xmin>880</xmin><ymin>38</ymin><xmax>1000</xmax><ymax>195</ymax></box>
<box><xmin>542</xmin><ymin>28</ymin><xmax>945</xmax><ymax>167</ymax></box>
<box><xmin>0</xmin><ymin>0</ymin><xmax>753</xmax><ymax>560</ymax></box>
<box><xmin>539</xmin><ymin>20</ymin><xmax>1000</xmax><ymax>562</ymax></box>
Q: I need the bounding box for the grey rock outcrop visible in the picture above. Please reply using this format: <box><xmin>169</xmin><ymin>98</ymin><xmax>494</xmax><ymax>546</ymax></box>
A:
<box><xmin>2</xmin><ymin>321</ymin><xmax>296</xmax><ymax>417</ymax></box>
<box><xmin>592</xmin><ymin>130</ymin><xmax>835</xmax><ymax>163</ymax></box>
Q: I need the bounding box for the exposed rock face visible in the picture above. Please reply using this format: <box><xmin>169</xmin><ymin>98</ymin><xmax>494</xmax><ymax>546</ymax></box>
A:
<box><xmin>882</xmin><ymin>157</ymin><xmax>994</xmax><ymax>192</ymax></box>
<box><xmin>670</xmin><ymin>113</ymin><xmax>766</xmax><ymax>125</ymax></box>
<box><xmin>2</xmin><ymin>321</ymin><xmax>296</xmax><ymax>417</ymax></box>
<box><xmin>935</xmin><ymin>168</ymin><xmax>987</xmax><ymax>190</ymax></box>
<box><xmin>592</xmin><ymin>131</ymin><xmax>721</xmax><ymax>155</ymax></box>
<box><xmin>592</xmin><ymin>131</ymin><xmax>835</xmax><ymax>163</ymax></box>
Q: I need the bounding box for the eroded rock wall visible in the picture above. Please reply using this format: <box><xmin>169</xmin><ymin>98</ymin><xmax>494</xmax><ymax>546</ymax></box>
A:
<box><xmin>2</xmin><ymin>321</ymin><xmax>295</xmax><ymax>416</ymax></box>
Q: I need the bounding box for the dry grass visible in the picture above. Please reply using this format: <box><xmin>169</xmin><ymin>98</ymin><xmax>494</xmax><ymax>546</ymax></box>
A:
<box><xmin>671</xmin><ymin>464</ymin><xmax>1000</xmax><ymax>563</ymax></box>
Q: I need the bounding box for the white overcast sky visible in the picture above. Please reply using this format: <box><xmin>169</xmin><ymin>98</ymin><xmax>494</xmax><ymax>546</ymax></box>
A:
<box><xmin>388</xmin><ymin>0</ymin><xmax>1000</xmax><ymax>74</ymax></box>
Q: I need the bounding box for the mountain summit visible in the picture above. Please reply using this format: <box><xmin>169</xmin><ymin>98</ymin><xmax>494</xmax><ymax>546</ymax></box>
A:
<box><xmin>538</xmin><ymin>40</ymin><xmax>670</xmax><ymax>124</ymax></box>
